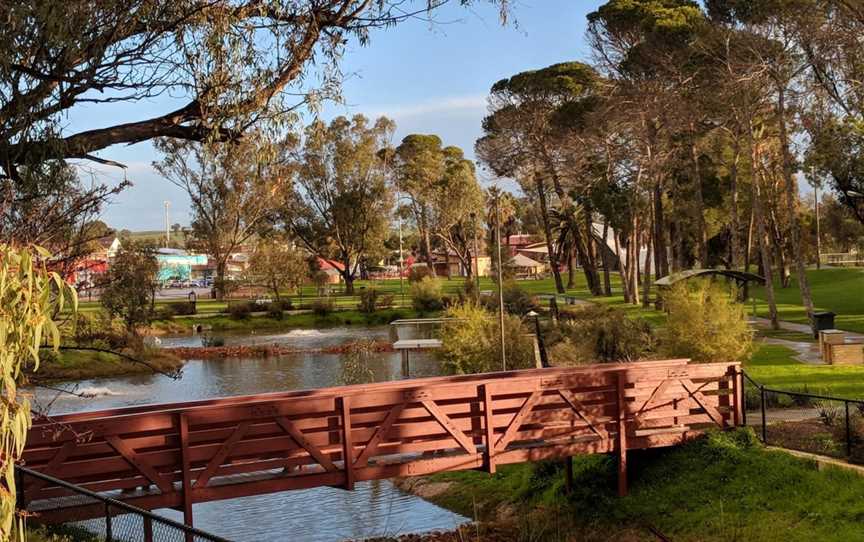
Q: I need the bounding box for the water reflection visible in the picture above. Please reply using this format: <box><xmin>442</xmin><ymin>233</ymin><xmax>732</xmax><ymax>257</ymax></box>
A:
<box><xmin>33</xmin><ymin>326</ymin><xmax>463</xmax><ymax>542</ymax></box>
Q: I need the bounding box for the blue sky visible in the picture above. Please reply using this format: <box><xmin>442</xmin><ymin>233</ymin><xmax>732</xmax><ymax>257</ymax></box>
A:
<box><xmin>74</xmin><ymin>0</ymin><xmax>605</xmax><ymax>230</ymax></box>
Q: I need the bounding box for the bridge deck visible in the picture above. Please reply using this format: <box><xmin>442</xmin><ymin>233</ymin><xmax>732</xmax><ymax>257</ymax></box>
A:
<box><xmin>21</xmin><ymin>360</ymin><xmax>741</xmax><ymax>527</ymax></box>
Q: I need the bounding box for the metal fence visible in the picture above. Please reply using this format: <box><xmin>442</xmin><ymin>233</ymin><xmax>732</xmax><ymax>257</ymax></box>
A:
<box><xmin>16</xmin><ymin>466</ymin><xmax>231</xmax><ymax>542</ymax></box>
<box><xmin>742</xmin><ymin>371</ymin><xmax>864</xmax><ymax>463</ymax></box>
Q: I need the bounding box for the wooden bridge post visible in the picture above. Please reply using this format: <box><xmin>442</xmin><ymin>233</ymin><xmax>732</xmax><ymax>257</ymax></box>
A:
<box><xmin>616</xmin><ymin>371</ymin><xmax>628</xmax><ymax>497</ymax></box>
<box><xmin>732</xmin><ymin>367</ymin><xmax>744</xmax><ymax>427</ymax></box>
<box><xmin>340</xmin><ymin>396</ymin><xmax>355</xmax><ymax>490</ymax></box>
<box><xmin>178</xmin><ymin>413</ymin><xmax>194</xmax><ymax>538</ymax></box>
<box><xmin>482</xmin><ymin>384</ymin><xmax>496</xmax><ymax>474</ymax></box>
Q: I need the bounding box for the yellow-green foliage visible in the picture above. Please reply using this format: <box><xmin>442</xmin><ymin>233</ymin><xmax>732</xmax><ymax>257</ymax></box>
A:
<box><xmin>0</xmin><ymin>246</ymin><xmax>76</xmax><ymax>540</ymax></box>
<box><xmin>660</xmin><ymin>279</ymin><xmax>753</xmax><ymax>362</ymax></box>
<box><xmin>438</xmin><ymin>303</ymin><xmax>535</xmax><ymax>374</ymax></box>
<box><xmin>409</xmin><ymin>276</ymin><xmax>444</xmax><ymax>313</ymax></box>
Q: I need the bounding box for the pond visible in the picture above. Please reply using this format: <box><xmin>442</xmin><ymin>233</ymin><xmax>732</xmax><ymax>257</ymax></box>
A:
<box><xmin>32</xmin><ymin>326</ymin><xmax>465</xmax><ymax>542</ymax></box>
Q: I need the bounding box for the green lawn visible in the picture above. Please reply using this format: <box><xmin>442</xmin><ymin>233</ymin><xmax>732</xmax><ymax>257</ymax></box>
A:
<box><xmin>751</xmin><ymin>268</ymin><xmax>864</xmax><ymax>333</ymax></box>
<box><xmin>416</xmin><ymin>429</ymin><xmax>864</xmax><ymax>542</ymax></box>
<box><xmin>745</xmin><ymin>343</ymin><xmax>864</xmax><ymax>400</ymax></box>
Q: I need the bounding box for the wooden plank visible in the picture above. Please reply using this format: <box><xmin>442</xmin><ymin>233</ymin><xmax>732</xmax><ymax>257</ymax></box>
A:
<box><xmin>105</xmin><ymin>435</ymin><xmax>174</xmax><ymax>494</ymax></box>
<box><xmin>681</xmin><ymin>380</ymin><xmax>725</xmax><ymax>428</ymax></box>
<box><xmin>495</xmin><ymin>390</ymin><xmax>543</xmax><ymax>452</ymax></box>
<box><xmin>178</xmin><ymin>413</ymin><xmax>194</xmax><ymax>530</ymax></box>
<box><xmin>340</xmin><ymin>397</ymin><xmax>355</xmax><ymax>490</ymax></box>
<box><xmin>421</xmin><ymin>400</ymin><xmax>477</xmax><ymax>455</ymax></box>
<box><xmin>616</xmin><ymin>372</ymin><xmax>628</xmax><ymax>497</ymax></box>
<box><xmin>193</xmin><ymin>421</ymin><xmax>250</xmax><ymax>489</ymax></box>
<box><xmin>275</xmin><ymin>416</ymin><xmax>338</xmax><ymax>473</ymax></box>
<box><xmin>482</xmin><ymin>384</ymin><xmax>496</xmax><ymax>474</ymax></box>
<box><xmin>557</xmin><ymin>389</ymin><xmax>608</xmax><ymax>440</ymax></box>
<box><xmin>353</xmin><ymin>403</ymin><xmax>405</xmax><ymax>468</ymax></box>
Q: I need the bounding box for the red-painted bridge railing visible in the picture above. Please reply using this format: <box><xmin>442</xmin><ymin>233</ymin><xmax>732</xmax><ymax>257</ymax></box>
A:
<box><xmin>21</xmin><ymin>359</ymin><xmax>741</xmax><ymax>528</ymax></box>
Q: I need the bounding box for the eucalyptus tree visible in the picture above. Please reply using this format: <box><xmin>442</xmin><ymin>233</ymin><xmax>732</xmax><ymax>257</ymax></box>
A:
<box><xmin>476</xmin><ymin>62</ymin><xmax>604</xmax><ymax>294</ymax></box>
<box><xmin>153</xmin><ymin>134</ymin><xmax>287</xmax><ymax>299</ymax></box>
<box><xmin>282</xmin><ymin>115</ymin><xmax>394</xmax><ymax>295</ymax></box>
<box><xmin>391</xmin><ymin>134</ymin><xmax>446</xmax><ymax>273</ymax></box>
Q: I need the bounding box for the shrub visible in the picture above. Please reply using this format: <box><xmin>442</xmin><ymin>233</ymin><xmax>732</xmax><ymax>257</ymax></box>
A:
<box><xmin>227</xmin><ymin>301</ymin><xmax>253</xmax><ymax>320</ymax></box>
<box><xmin>438</xmin><ymin>303</ymin><xmax>536</xmax><ymax>374</ymax></box>
<box><xmin>457</xmin><ymin>278</ymin><xmax>480</xmax><ymax>305</ymax></box>
<box><xmin>200</xmin><ymin>334</ymin><xmax>226</xmax><ymax>347</ymax></box>
<box><xmin>659</xmin><ymin>279</ymin><xmax>754</xmax><ymax>363</ymax></box>
<box><xmin>407</xmin><ymin>265</ymin><xmax>433</xmax><ymax>283</ymax></box>
<box><xmin>410</xmin><ymin>277</ymin><xmax>444</xmax><ymax>313</ymax></box>
<box><xmin>166</xmin><ymin>301</ymin><xmax>197</xmax><ymax>316</ymax></box>
<box><xmin>558</xmin><ymin>304</ymin><xmax>655</xmax><ymax>363</ymax></box>
<box><xmin>502</xmin><ymin>281</ymin><xmax>538</xmax><ymax>315</ymax></box>
<box><xmin>358</xmin><ymin>288</ymin><xmax>380</xmax><ymax>314</ymax></box>
<box><xmin>266</xmin><ymin>301</ymin><xmax>287</xmax><ymax>320</ymax></box>
<box><xmin>311</xmin><ymin>298</ymin><xmax>335</xmax><ymax>316</ymax></box>
<box><xmin>817</xmin><ymin>401</ymin><xmax>843</xmax><ymax>427</ymax></box>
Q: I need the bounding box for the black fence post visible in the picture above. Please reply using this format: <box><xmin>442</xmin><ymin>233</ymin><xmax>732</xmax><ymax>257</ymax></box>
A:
<box><xmin>846</xmin><ymin>401</ymin><xmax>852</xmax><ymax>457</ymax></box>
<box><xmin>105</xmin><ymin>503</ymin><xmax>113</xmax><ymax>542</ymax></box>
<box><xmin>760</xmin><ymin>385</ymin><xmax>767</xmax><ymax>443</ymax></box>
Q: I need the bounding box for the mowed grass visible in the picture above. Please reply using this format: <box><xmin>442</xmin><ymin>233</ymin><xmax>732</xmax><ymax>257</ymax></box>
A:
<box><xmin>745</xmin><ymin>343</ymin><xmax>864</xmax><ymax>400</ymax></box>
<box><xmin>751</xmin><ymin>268</ymin><xmax>864</xmax><ymax>333</ymax></box>
<box><xmin>418</xmin><ymin>429</ymin><xmax>864</xmax><ymax>542</ymax></box>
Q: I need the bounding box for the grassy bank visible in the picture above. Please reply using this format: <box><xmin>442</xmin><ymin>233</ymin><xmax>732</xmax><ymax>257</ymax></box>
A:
<box><xmin>152</xmin><ymin>307</ymin><xmax>437</xmax><ymax>333</ymax></box>
<box><xmin>406</xmin><ymin>429</ymin><xmax>864</xmax><ymax>541</ymax></box>
<box><xmin>746</xmin><ymin>343</ymin><xmax>864</xmax><ymax>399</ymax></box>
<box><xmin>751</xmin><ymin>268</ymin><xmax>864</xmax><ymax>333</ymax></box>
<box><xmin>35</xmin><ymin>348</ymin><xmax>183</xmax><ymax>382</ymax></box>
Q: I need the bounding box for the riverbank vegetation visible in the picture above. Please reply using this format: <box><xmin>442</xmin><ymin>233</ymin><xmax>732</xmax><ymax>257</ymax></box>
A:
<box><xmin>396</xmin><ymin>429</ymin><xmax>864</xmax><ymax>542</ymax></box>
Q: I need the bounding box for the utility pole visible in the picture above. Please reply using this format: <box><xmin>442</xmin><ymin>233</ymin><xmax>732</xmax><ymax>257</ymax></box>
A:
<box><xmin>495</xmin><ymin>194</ymin><xmax>506</xmax><ymax>371</ymax></box>
<box><xmin>164</xmin><ymin>201</ymin><xmax>170</xmax><ymax>248</ymax></box>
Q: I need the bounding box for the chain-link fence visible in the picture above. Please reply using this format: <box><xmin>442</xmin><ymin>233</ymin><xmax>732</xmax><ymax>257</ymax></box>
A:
<box><xmin>743</xmin><ymin>372</ymin><xmax>864</xmax><ymax>463</ymax></box>
<box><xmin>16</xmin><ymin>466</ymin><xmax>231</xmax><ymax>542</ymax></box>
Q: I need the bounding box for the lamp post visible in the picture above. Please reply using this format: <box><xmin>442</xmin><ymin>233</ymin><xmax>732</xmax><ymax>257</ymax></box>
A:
<box><xmin>526</xmin><ymin>310</ymin><xmax>549</xmax><ymax>368</ymax></box>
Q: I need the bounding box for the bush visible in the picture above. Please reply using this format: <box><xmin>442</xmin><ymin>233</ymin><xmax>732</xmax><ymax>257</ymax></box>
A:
<box><xmin>659</xmin><ymin>279</ymin><xmax>754</xmax><ymax>362</ymax></box>
<box><xmin>558</xmin><ymin>304</ymin><xmax>655</xmax><ymax>363</ymax></box>
<box><xmin>227</xmin><ymin>301</ymin><xmax>253</xmax><ymax>320</ymax></box>
<box><xmin>410</xmin><ymin>277</ymin><xmax>444</xmax><ymax>313</ymax></box>
<box><xmin>502</xmin><ymin>281</ymin><xmax>538</xmax><ymax>315</ymax></box>
<box><xmin>358</xmin><ymin>288</ymin><xmax>380</xmax><ymax>313</ymax></box>
<box><xmin>164</xmin><ymin>301</ymin><xmax>197</xmax><ymax>317</ymax></box>
<box><xmin>407</xmin><ymin>265</ymin><xmax>433</xmax><ymax>283</ymax></box>
<box><xmin>200</xmin><ymin>334</ymin><xmax>226</xmax><ymax>347</ymax></box>
<box><xmin>457</xmin><ymin>278</ymin><xmax>479</xmax><ymax>305</ymax></box>
<box><xmin>311</xmin><ymin>298</ymin><xmax>335</xmax><ymax>316</ymax></box>
<box><xmin>438</xmin><ymin>303</ymin><xmax>536</xmax><ymax>374</ymax></box>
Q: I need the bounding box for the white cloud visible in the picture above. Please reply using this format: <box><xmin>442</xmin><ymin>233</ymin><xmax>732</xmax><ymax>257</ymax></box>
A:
<box><xmin>364</xmin><ymin>95</ymin><xmax>487</xmax><ymax>120</ymax></box>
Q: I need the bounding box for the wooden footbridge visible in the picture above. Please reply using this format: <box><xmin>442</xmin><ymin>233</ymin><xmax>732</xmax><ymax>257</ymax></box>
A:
<box><xmin>21</xmin><ymin>359</ymin><xmax>742</xmax><ymax>530</ymax></box>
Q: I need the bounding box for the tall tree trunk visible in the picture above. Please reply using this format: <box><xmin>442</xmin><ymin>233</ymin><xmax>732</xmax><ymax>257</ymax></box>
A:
<box><xmin>582</xmin><ymin>210</ymin><xmax>602</xmax><ymax>295</ymax></box>
<box><xmin>729</xmin><ymin>139</ymin><xmax>742</xmax><ymax>270</ymax></box>
<box><xmin>689</xmin><ymin>127</ymin><xmax>709</xmax><ymax>266</ymax></box>
<box><xmin>652</xmin><ymin>182</ymin><xmax>669</xmax><ymax>278</ymax></box>
<box><xmin>614</xmin><ymin>231</ymin><xmax>630</xmax><ymax>303</ymax></box>
<box><xmin>750</xmin><ymin>128</ymin><xmax>779</xmax><ymax>330</ymax></box>
<box><xmin>642</xmin><ymin>224</ymin><xmax>652</xmax><ymax>308</ymax></box>
<box><xmin>777</xmin><ymin>84</ymin><xmax>816</xmax><ymax>333</ymax></box>
<box><xmin>215</xmin><ymin>259</ymin><xmax>228</xmax><ymax>301</ymax></box>
<box><xmin>601</xmin><ymin>220</ymin><xmax>612</xmax><ymax>296</ymax></box>
<box><xmin>745</xmin><ymin>206</ymin><xmax>755</xmax><ymax>272</ymax></box>
<box><xmin>629</xmin><ymin>216</ymin><xmax>641</xmax><ymax>306</ymax></box>
<box><xmin>535</xmin><ymin>172</ymin><xmax>565</xmax><ymax>293</ymax></box>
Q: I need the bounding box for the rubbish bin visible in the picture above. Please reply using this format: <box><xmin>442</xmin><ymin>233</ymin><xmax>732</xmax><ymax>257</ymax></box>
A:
<box><xmin>812</xmin><ymin>311</ymin><xmax>836</xmax><ymax>338</ymax></box>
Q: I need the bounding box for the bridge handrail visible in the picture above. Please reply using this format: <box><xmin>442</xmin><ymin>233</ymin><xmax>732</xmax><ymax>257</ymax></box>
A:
<box><xmin>23</xmin><ymin>360</ymin><xmax>741</xmax><ymax>526</ymax></box>
<box><xmin>32</xmin><ymin>359</ymin><xmax>693</xmax><ymax>424</ymax></box>
<box><xmin>16</xmin><ymin>465</ymin><xmax>230</xmax><ymax>541</ymax></box>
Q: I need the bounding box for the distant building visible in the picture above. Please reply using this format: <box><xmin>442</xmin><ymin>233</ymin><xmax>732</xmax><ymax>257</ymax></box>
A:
<box><xmin>155</xmin><ymin>248</ymin><xmax>208</xmax><ymax>282</ymax></box>
<box><xmin>68</xmin><ymin>236</ymin><xmax>121</xmax><ymax>286</ymax></box>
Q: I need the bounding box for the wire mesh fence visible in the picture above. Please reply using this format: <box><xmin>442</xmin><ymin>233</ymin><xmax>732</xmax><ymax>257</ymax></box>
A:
<box><xmin>742</xmin><ymin>371</ymin><xmax>864</xmax><ymax>464</ymax></box>
<box><xmin>16</xmin><ymin>466</ymin><xmax>230</xmax><ymax>542</ymax></box>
